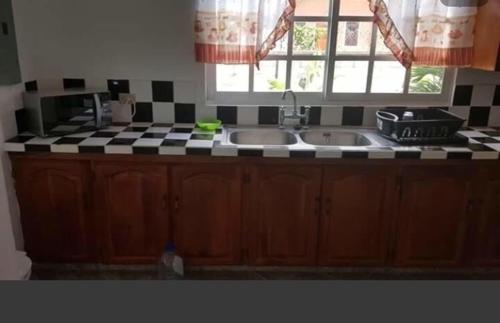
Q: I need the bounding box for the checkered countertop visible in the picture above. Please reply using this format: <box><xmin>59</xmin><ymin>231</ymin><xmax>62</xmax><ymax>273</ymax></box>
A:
<box><xmin>4</xmin><ymin>122</ymin><xmax>500</xmax><ymax>160</ymax></box>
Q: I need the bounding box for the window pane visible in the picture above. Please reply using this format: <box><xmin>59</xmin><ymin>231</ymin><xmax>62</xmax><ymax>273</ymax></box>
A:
<box><xmin>371</xmin><ymin>61</ymin><xmax>406</xmax><ymax>93</ymax></box>
<box><xmin>216</xmin><ymin>65</ymin><xmax>249</xmax><ymax>92</ymax></box>
<box><xmin>291</xmin><ymin>61</ymin><xmax>325</xmax><ymax>92</ymax></box>
<box><xmin>339</xmin><ymin>0</ymin><xmax>373</xmax><ymax>16</ymax></box>
<box><xmin>332</xmin><ymin>61</ymin><xmax>369</xmax><ymax>93</ymax></box>
<box><xmin>409</xmin><ymin>67</ymin><xmax>445</xmax><ymax>94</ymax></box>
<box><xmin>295</xmin><ymin>0</ymin><xmax>330</xmax><ymax>17</ymax></box>
<box><xmin>293</xmin><ymin>22</ymin><xmax>328</xmax><ymax>56</ymax></box>
<box><xmin>270</xmin><ymin>36</ymin><xmax>288</xmax><ymax>56</ymax></box>
<box><xmin>254</xmin><ymin>61</ymin><xmax>287</xmax><ymax>92</ymax></box>
<box><xmin>375</xmin><ymin>30</ymin><xmax>392</xmax><ymax>55</ymax></box>
<box><xmin>336</xmin><ymin>21</ymin><xmax>372</xmax><ymax>56</ymax></box>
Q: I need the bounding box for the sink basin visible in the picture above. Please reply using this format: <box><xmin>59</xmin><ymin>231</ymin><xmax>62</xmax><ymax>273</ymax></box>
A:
<box><xmin>230</xmin><ymin>130</ymin><xmax>297</xmax><ymax>145</ymax></box>
<box><xmin>300</xmin><ymin>131</ymin><xmax>372</xmax><ymax>146</ymax></box>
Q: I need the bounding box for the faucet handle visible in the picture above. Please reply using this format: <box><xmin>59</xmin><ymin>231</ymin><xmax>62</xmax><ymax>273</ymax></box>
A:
<box><xmin>279</xmin><ymin>105</ymin><xmax>286</xmax><ymax>129</ymax></box>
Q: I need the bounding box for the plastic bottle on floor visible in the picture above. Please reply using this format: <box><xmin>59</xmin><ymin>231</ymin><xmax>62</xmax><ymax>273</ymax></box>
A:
<box><xmin>158</xmin><ymin>242</ymin><xmax>184</xmax><ymax>280</ymax></box>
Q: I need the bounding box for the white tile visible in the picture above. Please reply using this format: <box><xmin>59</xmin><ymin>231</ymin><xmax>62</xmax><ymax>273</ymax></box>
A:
<box><xmin>442</xmin><ymin>146</ymin><xmax>473</xmax><ymax>152</ymax></box>
<box><xmin>488</xmin><ymin>107</ymin><xmax>500</xmax><ymax>127</ymax></box>
<box><xmin>133</xmin><ymin>139</ymin><xmax>163</xmax><ymax>147</ymax></box>
<box><xmin>129</xmin><ymin>80</ymin><xmax>152</xmax><ymax>102</ymax></box>
<box><xmin>50</xmin><ymin>145</ymin><xmax>79</xmax><ymax>153</ymax></box>
<box><xmin>472</xmin><ymin>151</ymin><xmax>499</xmax><ymax>160</ymax></box>
<box><xmin>263</xmin><ymin>147</ymin><xmax>290</xmax><ymax>158</ymax></box>
<box><xmin>211</xmin><ymin>146</ymin><xmax>238</xmax><ymax>157</ymax></box>
<box><xmin>420</xmin><ymin>150</ymin><xmax>447</xmax><ymax>159</ymax></box>
<box><xmin>449</xmin><ymin>106</ymin><xmax>471</xmax><ymax>124</ymax></box>
<box><xmin>159</xmin><ymin>146</ymin><xmax>186</xmax><ymax>155</ymax></box>
<box><xmin>146</xmin><ymin>126</ymin><xmax>172</xmax><ymax>133</ymax></box>
<box><xmin>174</xmin><ymin>81</ymin><xmax>196</xmax><ymax>103</ymax></box>
<box><xmin>186</xmin><ymin>140</ymin><xmax>213</xmax><ymax>148</ymax></box>
<box><xmin>237</xmin><ymin>106</ymin><xmax>258</xmax><ymax>125</ymax></box>
<box><xmin>153</xmin><ymin>102</ymin><xmax>175</xmax><ymax>123</ymax></box>
<box><xmin>368</xmin><ymin>150</ymin><xmax>396</xmax><ymax>159</ymax></box>
<box><xmin>166</xmin><ymin>133</ymin><xmax>191</xmax><ymax>140</ymax></box>
<box><xmin>100</xmin><ymin>126</ymin><xmax>127</xmax><ymax>132</ymax></box>
<box><xmin>37</xmin><ymin>78</ymin><xmax>63</xmax><ymax>91</ymax></box>
<box><xmin>129</xmin><ymin>122</ymin><xmax>153</xmax><ymax>127</ymax></box>
<box><xmin>79</xmin><ymin>138</ymin><xmax>112</xmax><ymax>146</ymax></box>
<box><xmin>315</xmin><ymin>148</ymin><xmax>342</xmax><ymax>158</ymax></box>
<box><xmin>115</xmin><ymin>132</ymin><xmax>143</xmax><ymax>139</ymax></box>
<box><xmin>174</xmin><ymin>123</ymin><xmax>196</xmax><ymax>128</ymax></box>
<box><xmin>85</xmin><ymin>78</ymin><xmax>107</xmax><ymax>90</ymax></box>
<box><xmin>362</xmin><ymin>107</ymin><xmax>381</xmax><ymax>127</ymax></box>
<box><xmin>3</xmin><ymin>142</ymin><xmax>25</xmax><ymax>152</ymax></box>
<box><xmin>26</xmin><ymin>137</ymin><xmax>60</xmax><ymax>145</ymax></box>
<box><xmin>320</xmin><ymin>107</ymin><xmax>342</xmax><ymax>126</ymax></box>
<box><xmin>485</xmin><ymin>143</ymin><xmax>500</xmax><ymax>151</ymax></box>
<box><xmin>457</xmin><ymin>130</ymin><xmax>489</xmax><ymax>138</ymax></box>
<box><xmin>196</xmin><ymin>105</ymin><xmax>217</xmax><ymax>121</ymax></box>
<box><xmin>471</xmin><ymin>85</ymin><xmax>496</xmax><ymax>106</ymax></box>
<box><xmin>105</xmin><ymin>145</ymin><xmax>133</xmax><ymax>154</ymax></box>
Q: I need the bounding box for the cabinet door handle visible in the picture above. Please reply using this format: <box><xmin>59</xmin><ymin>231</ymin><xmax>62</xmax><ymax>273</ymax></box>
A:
<box><xmin>173</xmin><ymin>196</ymin><xmax>180</xmax><ymax>211</ymax></box>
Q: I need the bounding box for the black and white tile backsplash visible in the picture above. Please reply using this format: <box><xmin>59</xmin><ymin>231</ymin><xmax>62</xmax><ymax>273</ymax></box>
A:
<box><xmin>22</xmin><ymin>78</ymin><xmax>500</xmax><ymax>129</ymax></box>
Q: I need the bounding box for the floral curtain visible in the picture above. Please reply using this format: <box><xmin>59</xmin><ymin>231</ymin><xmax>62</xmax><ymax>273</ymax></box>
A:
<box><xmin>195</xmin><ymin>0</ymin><xmax>296</xmax><ymax>65</ymax></box>
<box><xmin>369</xmin><ymin>0</ymin><xmax>499</xmax><ymax>70</ymax></box>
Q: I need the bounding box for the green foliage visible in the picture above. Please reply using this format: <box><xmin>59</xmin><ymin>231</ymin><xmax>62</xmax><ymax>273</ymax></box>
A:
<box><xmin>294</xmin><ymin>23</ymin><xmax>322</xmax><ymax>52</ymax></box>
<box><xmin>268</xmin><ymin>79</ymin><xmax>286</xmax><ymax>91</ymax></box>
<box><xmin>409</xmin><ymin>67</ymin><xmax>444</xmax><ymax>93</ymax></box>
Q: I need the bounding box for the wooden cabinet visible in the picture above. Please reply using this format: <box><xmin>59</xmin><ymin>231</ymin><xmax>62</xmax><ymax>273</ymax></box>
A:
<box><xmin>171</xmin><ymin>164</ymin><xmax>242</xmax><ymax>265</ymax></box>
<box><xmin>395</xmin><ymin>167</ymin><xmax>473</xmax><ymax>267</ymax></box>
<box><xmin>13</xmin><ymin>159</ymin><xmax>95</xmax><ymax>262</ymax></box>
<box><xmin>472</xmin><ymin>169</ymin><xmax>500</xmax><ymax>266</ymax></box>
<box><xmin>95</xmin><ymin>163</ymin><xmax>169</xmax><ymax>264</ymax></box>
<box><xmin>318</xmin><ymin>166</ymin><xmax>397</xmax><ymax>266</ymax></box>
<box><xmin>246</xmin><ymin>166</ymin><xmax>321</xmax><ymax>266</ymax></box>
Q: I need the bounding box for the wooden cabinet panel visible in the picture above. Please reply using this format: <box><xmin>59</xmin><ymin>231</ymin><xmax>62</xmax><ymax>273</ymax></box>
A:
<box><xmin>14</xmin><ymin>159</ymin><xmax>94</xmax><ymax>262</ymax></box>
<box><xmin>171</xmin><ymin>165</ymin><xmax>242</xmax><ymax>265</ymax></box>
<box><xmin>395</xmin><ymin>167</ymin><xmax>473</xmax><ymax>267</ymax></box>
<box><xmin>472</xmin><ymin>170</ymin><xmax>500</xmax><ymax>265</ymax></box>
<box><xmin>247</xmin><ymin>166</ymin><xmax>321</xmax><ymax>266</ymax></box>
<box><xmin>95</xmin><ymin>163</ymin><xmax>169</xmax><ymax>264</ymax></box>
<box><xmin>318</xmin><ymin>166</ymin><xmax>397</xmax><ymax>266</ymax></box>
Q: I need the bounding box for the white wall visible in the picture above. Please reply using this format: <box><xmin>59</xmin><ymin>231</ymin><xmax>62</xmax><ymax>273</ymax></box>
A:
<box><xmin>0</xmin><ymin>83</ymin><xmax>23</xmax><ymax>280</ymax></box>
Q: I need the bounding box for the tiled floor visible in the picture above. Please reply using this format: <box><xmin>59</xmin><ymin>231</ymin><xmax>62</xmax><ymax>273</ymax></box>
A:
<box><xmin>30</xmin><ymin>264</ymin><xmax>500</xmax><ymax>280</ymax></box>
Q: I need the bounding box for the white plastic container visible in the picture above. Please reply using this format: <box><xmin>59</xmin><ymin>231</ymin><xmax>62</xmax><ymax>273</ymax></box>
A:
<box><xmin>16</xmin><ymin>251</ymin><xmax>32</xmax><ymax>280</ymax></box>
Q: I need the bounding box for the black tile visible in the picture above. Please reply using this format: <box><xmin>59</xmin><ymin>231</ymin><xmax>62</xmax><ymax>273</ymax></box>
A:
<box><xmin>63</xmin><ymin>78</ymin><xmax>85</xmax><ymax>89</ymax></box>
<box><xmin>258</xmin><ymin>106</ymin><xmax>279</xmax><ymax>125</ymax></box>
<box><xmin>25</xmin><ymin>145</ymin><xmax>51</xmax><ymax>152</ymax></box>
<box><xmin>429</xmin><ymin>106</ymin><xmax>449</xmax><ymax>111</ymax></box>
<box><xmin>133</xmin><ymin>147</ymin><xmax>159</xmax><ymax>155</ymax></box>
<box><xmin>24</xmin><ymin>80</ymin><xmax>38</xmax><ymax>92</ymax></box>
<box><xmin>78</xmin><ymin>146</ymin><xmax>105</xmax><ymax>154</ymax></box>
<box><xmin>290</xmin><ymin>150</ymin><xmax>316</xmax><ymax>158</ymax></box>
<box><xmin>91</xmin><ymin>131</ymin><xmax>119</xmax><ymax>138</ymax></box>
<box><xmin>54</xmin><ymin>137</ymin><xmax>85</xmax><ymax>145</ymax></box>
<box><xmin>15</xmin><ymin>109</ymin><xmax>28</xmax><ymax>133</ymax></box>
<box><xmin>395</xmin><ymin>151</ymin><xmax>422</xmax><ymax>159</ymax></box>
<box><xmin>480</xmin><ymin>131</ymin><xmax>500</xmax><ymax>137</ymax></box>
<box><xmin>174</xmin><ymin>103</ymin><xmax>196</xmax><ymax>123</ymax></box>
<box><xmin>6</xmin><ymin>135</ymin><xmax>34</xmax><ymax>143</ymax></box>
<box><xmin>468</xmin><ymin>144</ymin><xmax>494</xmax><ymax>152</ymax></box>
<box><xmin>301</xmin><ymin>106</ymin><xmax>321</xmax><ymax>126</ymax></box>
<box><xmin>238</xmin><ymin>149</ymin><xmax>263</xmax><ymax>157</ymax></box>
<box><xmin>107</xmin><ymin>79</ymin><xmax>130</xmax><ymax>101</ymax></box>
<box><xmin>493</xmin><ymin>86</ymin><xmax>500</xmax><ymax>106</ymax></box>
<box><xmin>186</xmin><ymin>148</ymin><xmax>212</xmax><ymax>155</ymax></box>
<box><xmin>133</xmin><ymin>102</ymin><xmax>153</xmax><ymax>122</ymax></box>
<box><xmin>152</xmin><ymin>81</ymin><xmax>174</xmax><ymax>102</ymax></box>
<box><xmin>468</xmin><ymin>106</ymin><xmax>491</xmax><ymax>127</ymax></box>
<box><xmin>190</xmin><ymin>134</ymin><xmax>214</xmax><ymax>140</ymax></box>
<box><xmin>170</xmin><ymin>127</ymin><xmax>193</xmax><ymax>133</ymax></box>
<box><xmin>453</xmin><ymin>85</ymin><xmax>473</xmax><ymax>106</ymax></box>
<box><xmin>162</xmin><ymin>139</ymin><xmax>187</xmax><ymax>147</ymax></box>
<box><xmin>341</xmin><ymin>151</ymin><xmax>369</xmax><ymax>159</ymax></box>
<box><xmin>108</xmin><ymin>138</ymin><xmax>137</xmax><ymax>145</ymax></box>
<box><xmin>447</xmin><ymin>152</ymin><xmax>472</xmax><ymax>160</ymax></box>
<box><xmin>141</xmin><ymin>133</ymin><xmax>168</xmax><ymax>139</ymax></box>
<box><xmin>217</xmin><ymin>106</ymin><xmax>237</xmax><ymax>125</ymax></box>
<box><xmin>124</xmin><ymin>127</ymin><xmax>149</xmax><ymax>132</ymax></box>
<box><xmin>342</xmin><ymin>106</ymin><xmax>364</xmax><ymax>126</ymax></box>
<box><xmin>470</xmin><ymin>137</ymin><xmax>500</xmax><ymax>143</ymax></box>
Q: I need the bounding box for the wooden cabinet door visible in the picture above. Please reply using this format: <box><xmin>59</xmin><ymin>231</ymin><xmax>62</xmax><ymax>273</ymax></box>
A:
<box><xmin>395</xmin><ymin>167</ymin><xmax>473</xmax><ymax>267</ymax></box>
<box><xmin>246</xmin><ymin>166</ymin><xmax>321</xmax><ymax>266</ymax></box>
<box><xmin>14</xmin><ymin>159</ymin><xmax>95</xmax><ymax>262</ymax></box>
<box><xmin>318</xmin><ymin>166</ymin><xmax>397</xmax><ymax>266</ymax></box>
<box><xmin>172</xmin><ymin>165</ymin><xmax>242</xmax><ymax>265</ymax></box>
<box><xmin>95</xmin><ymin>163</ymin><xmax>169</xmax><ymax>264</ymax></box>
<box><xmin>472</xmin><ymin>169</ymin><xmax>500</xmax><ymax>266</ymax></box>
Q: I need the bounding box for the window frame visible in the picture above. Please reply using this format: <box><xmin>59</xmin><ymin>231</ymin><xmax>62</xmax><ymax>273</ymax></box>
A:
<box><xmin>205</xmin><ymin>0</ymin><xmax>456</xmax><ymax>107</ymax></box>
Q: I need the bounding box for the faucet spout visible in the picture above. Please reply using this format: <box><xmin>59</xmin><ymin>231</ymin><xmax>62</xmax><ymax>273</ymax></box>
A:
<box><xmin>282</xmin><ymin>89</ymin><xmax>298</xmax><ymax>114</ymax></box>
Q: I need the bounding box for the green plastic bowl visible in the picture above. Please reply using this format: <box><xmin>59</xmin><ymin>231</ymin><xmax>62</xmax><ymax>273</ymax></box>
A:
<box><xmin>196</xmin><ymin>119</ymin><xmax>222</xmax><ymax>131</ymax></box>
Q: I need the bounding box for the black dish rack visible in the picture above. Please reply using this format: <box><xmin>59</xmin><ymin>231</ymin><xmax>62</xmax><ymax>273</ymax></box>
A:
<box><xmin>376</xmin><ymin>108</ymin><xmax>466</xmax><ymax>145</ymax></box>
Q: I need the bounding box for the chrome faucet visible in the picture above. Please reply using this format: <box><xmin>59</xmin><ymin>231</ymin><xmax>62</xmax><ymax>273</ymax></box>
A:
<box><xmin>279</xmin><ymin>89</ymin><xmax>310</xmax><ymax>129</ymax></box>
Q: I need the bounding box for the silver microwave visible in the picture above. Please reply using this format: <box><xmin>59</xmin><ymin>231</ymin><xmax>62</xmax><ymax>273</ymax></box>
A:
<box><xmin>23</xmin><ymin>89</ymin><xmax>112</xmax><ymax>137</ymax></box>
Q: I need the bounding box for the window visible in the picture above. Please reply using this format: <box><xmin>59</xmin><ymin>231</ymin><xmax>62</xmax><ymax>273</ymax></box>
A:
<box><xmin>206</xmin><ymin>0</ymin><xmax>455</xmax><ymax>106</ymax></box>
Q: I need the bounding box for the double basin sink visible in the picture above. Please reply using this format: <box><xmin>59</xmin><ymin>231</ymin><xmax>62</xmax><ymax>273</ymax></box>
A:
<box><xmin>226</xmin><ymin>128</ymin><xmax>387</xmax><ymax>147</ymax></box>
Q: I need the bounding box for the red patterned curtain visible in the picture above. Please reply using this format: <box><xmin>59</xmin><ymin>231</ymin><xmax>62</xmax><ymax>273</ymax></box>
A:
<box><xmin>195</xmin><ymin>0</ymin><xmax>296</xmax><ymax>65</ymax></box>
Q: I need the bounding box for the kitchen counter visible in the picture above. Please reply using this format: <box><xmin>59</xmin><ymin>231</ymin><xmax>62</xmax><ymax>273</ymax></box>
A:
<box><xmin>4</xmin><ymin>122</ymin><xmax>500</xmax><ymax>160</ymax></box>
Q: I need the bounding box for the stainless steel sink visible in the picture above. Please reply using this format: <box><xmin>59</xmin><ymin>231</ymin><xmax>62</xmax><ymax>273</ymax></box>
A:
<box><xmin>229</xmin><ymin>130</ymin><xmax>297</xmax><ymax>145</ymax></box>
<box><xmin>300</xmin><ymin>131</ymin><xmax>372</xmax><ymax>146</ymax></box>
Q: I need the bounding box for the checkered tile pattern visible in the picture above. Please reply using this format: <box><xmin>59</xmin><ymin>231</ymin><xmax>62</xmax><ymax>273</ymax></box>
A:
<box><xmin>5</xmin><ymin>123</ymin><xmax>500</xmax><ymax>160</ymax></box>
